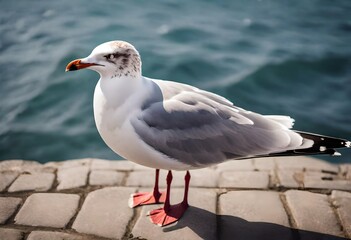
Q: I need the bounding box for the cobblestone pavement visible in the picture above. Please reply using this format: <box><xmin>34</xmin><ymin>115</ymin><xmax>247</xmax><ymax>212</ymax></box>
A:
<box><xmin>0</xmin><ymin>157</ymin><xmax>350</xmax><ymax>240</ymax></box>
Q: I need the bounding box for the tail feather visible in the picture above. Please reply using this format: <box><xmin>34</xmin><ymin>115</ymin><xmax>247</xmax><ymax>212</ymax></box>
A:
<box><xmin>274</xmin><ymin>131</ymin><xmax>349</xmax><ymax>156</ymax></box>
<box><xmin>250</xmin><ymin>131</ymin><xmax>350</xmax><ymax>159</ymax></box>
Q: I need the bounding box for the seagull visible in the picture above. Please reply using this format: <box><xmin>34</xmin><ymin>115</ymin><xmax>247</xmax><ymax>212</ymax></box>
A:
<box><xmin>66</xmin><ymin>40</ymin><xmax>351</xmax><ymax>226</ymax></box>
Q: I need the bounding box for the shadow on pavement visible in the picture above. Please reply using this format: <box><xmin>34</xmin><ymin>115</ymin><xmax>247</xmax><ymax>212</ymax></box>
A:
<box><xmin>163</xmin><ymin>206</ymin><xmax>348</xmax><ymax>240</ymax></box>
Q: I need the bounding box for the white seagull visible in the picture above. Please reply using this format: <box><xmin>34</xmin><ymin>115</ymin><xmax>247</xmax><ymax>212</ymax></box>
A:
<box><xmin>66</xmin><ymin>40</ymin><xmax>351</xmax><ymax>226</ymax></box>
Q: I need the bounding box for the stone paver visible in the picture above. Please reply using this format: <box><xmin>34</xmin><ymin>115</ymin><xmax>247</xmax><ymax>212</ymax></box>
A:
<box><xmin>132</xmin><ymin>188</ymin><xmax>217</xmax><ymax>240</ymax></box>
<box><xmin>217</xmin><ymin>159</ymin><xmax>255</xmax><ymax>171</ymax></box>
<box><xmin>27</xmin><ymin>231</ymin><xmax>89</xmax><ymax>240</ymax></box>
<box><xmin>285</xmin><ymin>190</ymin><xmax>343</xmax><ymax>238</ymax></box>
<box><xmin>57</xmin><ymin>158</ymin><xmax>91</xmax><ymax>169</ymax></box>
<box><xmin>89</xmin><ymin>170</ymin><xmax>125</xmax><ymax>186</ymax></box>
<box><xmin>133</xmin><ymin>163</ymin><xmax>154</xmax><ymax>171</ymax></box>
<box><xmin>0</xmin><ymin>228</ymin><xmax>24</xmax><ymax>240</ymax></box>
<box><xmin>331</xmin><ymin>190</ymin><xmax>351</xmax><ymax>238</ymax></box>
<box><xmin>219</xmin><ymin>171</ymin><xmax>270</xmax><ymax>189</ymax></box>
<box><xmin>340</xmin><ymin>164</ymin><xmax>351</xmax><ymax>180</ymax></box>
<box><xmin>72</xmin><ymin>187</ymin><xmax>135</xmax><ymax>239</ymax></box>
<box><xmin>254</xmin><ymin>157</ymin><xmax>276</xmax><ymax>171</ymax></box>
<box><xmin>303</xmin><ymin>171</ymin><xmax>351</xmax><ymax>191</ymax></box>
<box><xmin>91</xmin><ymin>159</ymin><xmax>135</xmax><ymax>171</ymax></box>
<box><xmin>188</xmin><ymin>169</ymin><xmax>219</xmax><ymax>188</ymax></box>
<box><xmin>339</xmin><ymin>164</ymin><xmax>350</xmax><ymax>173</ymax></box>
<box><xmin>0</xmin><ymin>172</ymin><xmax>19</xmax><ymax>192</ymax></box>
<box><xmin>277</xmin><ymin>170</ymin><xmax>300</xmax><ymax>188</ymax></box>
<box><xmin>57</xmin><ymin>166</ymin><xmax>89</xmax><ymax>190</ymax></box>
<box><xmin>8</xmin><ymin>172</ymin><xmax>55</xmax><ymax>192</ymax></box>
<box><xmin>0</xmin><ymin>160</ymin><xmax>25</xmax><ymax>171</ymax></box>
<box><xmin>304</xmin><ymin>179</ymin><xmax>351</xmax><ymax>191</ymax></box>
<box><xmin>127</xmin><ymin>169</ymin><xmax>218</xmax><ymax>188</ymax></box>
<box><xmin>0</xmin><ymin>157</ymin><xmax>350</xmax><ymax>240</ymax></box>
<box><xmin>126</xmin><ymin>170</ymin><xmax>185</xmax><ymax>188</ymax></box>
<box><xmin>0</xmin><ymin>197</ymin><xmax>22</xmax><ymax>224</ymax></box>
<box><xmin>275</xmin><ymin>156</ymin><xmax>338</xmax><ymax>172</ymax></box>
<box><xmin>219</xmin><ymin>191</ymin><xmax>291</xmax><ymax>240</ymax></box>
<box><xmin>0</xmin><ymin>160</ymin><xmax>42</xmax><ymax>173</ymax></box>
<box><xmin>15</xmin><ymin>193</ymin><xmax>80</xmax><ymax>228</ymax></box>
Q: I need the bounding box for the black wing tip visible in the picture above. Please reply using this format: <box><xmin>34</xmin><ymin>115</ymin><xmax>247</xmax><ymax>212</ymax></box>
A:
<box><xmin>257</xmin><ymin>132</ymin><xmax>350</xmax><ymax>159</ymax></box>
<box><xmin>264</xmin><ymin>148</ymin><xmax>338</xmax><ymax>158</ymax></box>
<box><xmin>295</xmin><ymin>131</ymin><xmax>350</xmax><ymax>149</ymax></box>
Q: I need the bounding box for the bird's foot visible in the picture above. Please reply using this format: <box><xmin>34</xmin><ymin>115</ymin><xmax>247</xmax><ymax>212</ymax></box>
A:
<box><xmin>147</xmin><ymin>202</ymin><xmax>189</xmax><ymax>227</ymax></box>
<box><xmin>129</xmin><ymin>191</ymin><xmax>166</xmax><ymax>208</ymax></box>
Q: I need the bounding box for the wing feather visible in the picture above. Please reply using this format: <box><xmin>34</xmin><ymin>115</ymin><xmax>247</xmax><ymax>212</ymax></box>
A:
<box><xmin>131</xmin><ymin>80</ymin><xmax>304</xmax><ymax>167</ymax></box>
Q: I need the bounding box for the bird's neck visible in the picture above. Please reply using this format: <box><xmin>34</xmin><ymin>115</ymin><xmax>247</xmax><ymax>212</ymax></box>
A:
<box><xmin>99</xmin><ymin>74</ymin><xmax>146</xmax><ymax>109</ymax></box>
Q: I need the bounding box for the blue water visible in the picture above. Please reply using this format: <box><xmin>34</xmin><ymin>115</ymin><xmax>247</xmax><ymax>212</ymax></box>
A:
<box><xmin>1</xmin><ymin>0</ymin><xmax>350</xmax><ymax>163</ymax></box>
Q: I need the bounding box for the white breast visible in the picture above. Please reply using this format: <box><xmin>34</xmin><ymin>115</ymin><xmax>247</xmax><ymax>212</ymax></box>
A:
<box><xmin>93</xmin><ymin>80</ymin><xmax>191</xmax><ymax>170</ymax></box>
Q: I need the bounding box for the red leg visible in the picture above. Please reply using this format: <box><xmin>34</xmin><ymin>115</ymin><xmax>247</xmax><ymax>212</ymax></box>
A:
<box><xmin>129</xmin><ymin>169</ymin><xmax>166</xmax><ymax>208</ymax></box>
<box><xmin>148</xmin><ymin>171</ymin><xmax>191</xmax><ymax>227</ymax></box>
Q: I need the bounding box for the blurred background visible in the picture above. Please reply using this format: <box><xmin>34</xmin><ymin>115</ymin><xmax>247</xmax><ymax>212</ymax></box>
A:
<box><xmin>0</xmin><ymin>0</ymin><xmax>350</xmax><ymax>163</ymax></box>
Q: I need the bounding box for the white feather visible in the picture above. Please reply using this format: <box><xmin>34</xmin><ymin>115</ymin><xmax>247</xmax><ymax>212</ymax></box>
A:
<box><xmin>265</xmin><ymin>115</ymin><xmax>295</xmax><ymax>129</ymax></box>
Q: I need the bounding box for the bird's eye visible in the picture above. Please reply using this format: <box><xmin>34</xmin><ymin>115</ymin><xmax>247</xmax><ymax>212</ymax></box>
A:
<box><xmin>105</xmin><ymin>54</ymin><xmax>115</xmax><ymax>60</ymax></box>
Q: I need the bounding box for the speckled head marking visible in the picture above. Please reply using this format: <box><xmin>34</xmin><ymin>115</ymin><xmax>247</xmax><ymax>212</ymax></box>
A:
<box><xmin>86</xmin><ymin>41</ymin><xmax>142</xmax><ymax>78</ymax></box>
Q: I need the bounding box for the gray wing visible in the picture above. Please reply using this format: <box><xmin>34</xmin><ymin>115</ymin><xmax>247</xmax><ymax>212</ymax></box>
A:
<box><xmin>131</xmin><ymin>80</ymin><xmax>306</xmax><ymax>168</ymax></box>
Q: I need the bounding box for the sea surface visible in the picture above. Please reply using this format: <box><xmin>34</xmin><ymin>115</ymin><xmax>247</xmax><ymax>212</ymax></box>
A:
<box><xmin>0</xmin><ymin>0</ymin><xmax>350</xmax><ymax>163</ymax></box>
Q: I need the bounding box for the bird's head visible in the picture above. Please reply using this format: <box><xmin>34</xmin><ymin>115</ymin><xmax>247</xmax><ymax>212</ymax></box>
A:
<box><xmin>66</xmin><ymin>41</ymin><xmax>142</xmax><ymax>78</ymax></box>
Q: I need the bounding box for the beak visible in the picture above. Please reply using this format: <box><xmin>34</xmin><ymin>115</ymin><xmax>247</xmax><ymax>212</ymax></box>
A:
<box><xmin>65</xmin><ymin>59</ymin><xmax>100</xmax><ymax>72</ymax></box>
